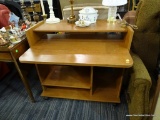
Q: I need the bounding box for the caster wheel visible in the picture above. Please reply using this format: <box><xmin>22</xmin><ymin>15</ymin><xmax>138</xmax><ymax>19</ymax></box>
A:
<box><xmin>112</xmin><ymin>103</ymin><xmax>119</xmax><ymax>106</ymax></box>
<box><xmin>43</xmin><ymin>97</ymin><xmax>49</xmax><ymax>100</ymax></box>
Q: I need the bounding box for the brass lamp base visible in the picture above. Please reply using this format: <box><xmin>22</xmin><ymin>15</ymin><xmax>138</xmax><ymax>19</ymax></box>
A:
<box><xmin>67</xmin><ymin>15</ymin><xmax>76</xmax><ymax>24</ymax></box>
<box><xmin>33</xmin><ymin>13</ymin><xmax>39</xmax><ymax>23</ymax></box>
<box><xmin>41</xmin><ymin>14</ymin><xmax>47</xmax><ymax>21</ymax></box>
<box><xmin>67</xmin><ymin>0</ymin><xmax>76</xmax><ymax>24</ymax></box>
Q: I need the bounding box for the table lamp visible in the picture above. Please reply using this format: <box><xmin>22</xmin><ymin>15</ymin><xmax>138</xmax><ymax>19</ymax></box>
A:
<box><xmin>46</xmin><ymin>0</ymin><xmax>60</xmax><ymax>23</ymax></box>
<box><xmin>102</xmin><ymin>0</ymin><xmax>127</xmax><ymax>22</ymax></box>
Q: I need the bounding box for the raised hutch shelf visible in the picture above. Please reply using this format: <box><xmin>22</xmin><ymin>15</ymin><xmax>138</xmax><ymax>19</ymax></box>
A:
<box><xmin>19</xmin><ymin>20</ymin><xmax>134</xmax><ymax>103</ymax></box>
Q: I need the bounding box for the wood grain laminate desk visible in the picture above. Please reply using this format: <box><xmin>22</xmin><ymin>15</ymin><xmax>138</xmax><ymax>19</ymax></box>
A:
<box><xmin>0</xmin><ymin>39</ymin><xmax>35</xmax><ymax>102</ymax></box>
<box><xmin>19</xmin><ymin>20</ymin><xmax>134</xmax><ymax>103</ymax></box>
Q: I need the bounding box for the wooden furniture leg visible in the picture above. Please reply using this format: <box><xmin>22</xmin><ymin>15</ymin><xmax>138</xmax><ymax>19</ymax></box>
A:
<box><xmin>10</xmin><ymin>52</ymin><xmax>35</xmax><ymax>102</ymax></box>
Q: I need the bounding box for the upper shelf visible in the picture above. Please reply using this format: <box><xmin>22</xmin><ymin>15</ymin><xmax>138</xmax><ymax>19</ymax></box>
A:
<box><xmin>33</xmin><ymin>20</ymin><xmax>128</xmax><ymax>33</ymax></box>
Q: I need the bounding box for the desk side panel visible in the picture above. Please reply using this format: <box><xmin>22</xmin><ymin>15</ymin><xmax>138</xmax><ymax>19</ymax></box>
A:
<box><xmin>124</xmin><ymin>26</ymin><xmax>134</xmax><ymax>50</ymax></box>
<box><xmin>26</xmin><ymin>21</ymin><xmax>46</xmax><ymax>47</ymax></box>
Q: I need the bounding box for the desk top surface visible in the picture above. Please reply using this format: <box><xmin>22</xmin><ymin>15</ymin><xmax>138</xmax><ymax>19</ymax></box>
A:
<box><xmin>19</xmin><ymin>33</ymin><xmax>133</xmax><ymax>68</ymax></box>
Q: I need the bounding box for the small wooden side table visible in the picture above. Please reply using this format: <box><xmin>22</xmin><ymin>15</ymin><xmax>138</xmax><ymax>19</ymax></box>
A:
<box><xmin>0</xmin><ymin>39</ymin><xmax>35</xmax><ymax>102</ymax></box>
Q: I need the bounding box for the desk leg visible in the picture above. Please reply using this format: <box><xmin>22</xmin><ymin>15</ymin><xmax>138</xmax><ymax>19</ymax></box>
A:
<box><xmin>11</xmin><ymin>53</ymin><xmax>35</xmax><ymax>102</ymax></box>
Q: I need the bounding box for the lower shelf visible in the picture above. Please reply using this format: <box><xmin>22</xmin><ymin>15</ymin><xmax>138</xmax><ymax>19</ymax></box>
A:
<box><xmin>41</xmin><ymin>87</ymin><xmax>120</xmax><ymax>103</ymax></box>
<box><xmin>38</xmin><ymin>65</ymin><xmax>123</xmax><ymax>103</ymax></box>
<box><xmin>42</xmin><ymin>66</ymin><xmax>91</xmax><ymax>89</ymax></box>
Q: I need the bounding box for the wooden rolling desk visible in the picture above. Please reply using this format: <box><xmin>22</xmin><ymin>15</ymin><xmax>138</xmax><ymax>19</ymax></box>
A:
<box><xmin>19</xmin><ymin>20</ymin><xmax>134</xmax><ymax>103</ymax></box>
<box><xmin>0</xmin><ymin>39</ymin><xmax>35</xmax><ymax>102</ymax></box>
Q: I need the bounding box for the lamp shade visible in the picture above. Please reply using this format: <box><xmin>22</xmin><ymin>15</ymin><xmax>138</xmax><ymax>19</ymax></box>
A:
<box><xmin>102</xmin><ymin>0</ymin><xmax>127</xmax><ymax>6</ymax></box>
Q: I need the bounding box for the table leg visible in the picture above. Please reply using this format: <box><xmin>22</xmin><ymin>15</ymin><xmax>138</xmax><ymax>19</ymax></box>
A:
<box><xmin>11</xmin><ymin>53</ymin><xmax>35</xmax><ymax>102</ymax></box>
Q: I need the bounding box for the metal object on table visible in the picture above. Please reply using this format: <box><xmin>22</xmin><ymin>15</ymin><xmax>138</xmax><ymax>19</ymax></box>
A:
<box><xmin>30</xmin><ymin>0</ymin><xmax>39</xmax><ymax>23</ymax></box>
<box><xmin>67</xmin><ymin>0</ymin><xmax>76</xmax><ymax>23</ymax></box>
<box><xmin>119</xmin><ymin>20</ymin><xmax>138</xmax><ymax>29</ymax></box>
<box><xmin>20</xmin><ymin>0</ymin><xmax>31</xmax><ymax>22</ymax></box>
<box><xmin>0</xmin><ymin>34</ymin><xmax>9</xmax><ymax>46</ymax></box>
